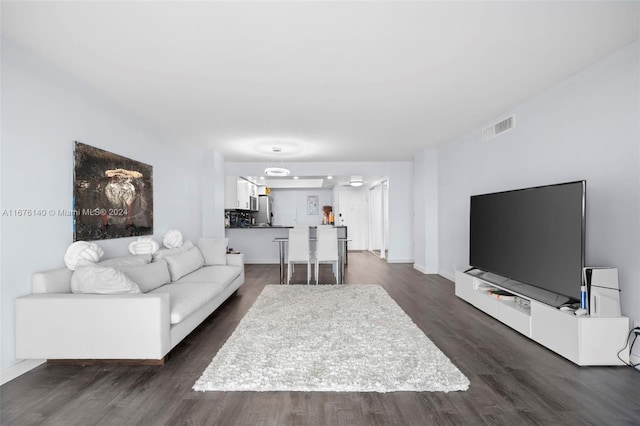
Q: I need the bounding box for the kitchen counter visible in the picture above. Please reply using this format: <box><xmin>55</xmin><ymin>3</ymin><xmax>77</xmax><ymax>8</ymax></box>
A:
<box><xmin>227</xmin><ymin>225</ymin><xmax>346</xmax><ymax>229</ymax></box>
<box><xmin>225</xmin><ymin>226</ymin><xmax>348</xmax><ymax>264</ymax></box>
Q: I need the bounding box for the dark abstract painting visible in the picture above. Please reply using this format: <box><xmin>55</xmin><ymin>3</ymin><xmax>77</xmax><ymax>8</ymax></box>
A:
<box><xmin>73</xmin><ymin>142</ymin><xmax>153</xmax><ymax>241</ymax></box>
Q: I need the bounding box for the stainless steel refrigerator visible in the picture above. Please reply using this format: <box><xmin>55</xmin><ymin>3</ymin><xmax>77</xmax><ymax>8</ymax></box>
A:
<box><xmin>255</xmin><ymin>195</ymin><xmax>273</xmax><ymax>226</ymax></box>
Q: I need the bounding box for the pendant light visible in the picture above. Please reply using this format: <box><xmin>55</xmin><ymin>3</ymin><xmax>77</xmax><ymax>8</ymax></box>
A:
<box><xmin>264</xmin><ymin>146</ymin><xmax>291</xmax><ymax>177</ymax></box>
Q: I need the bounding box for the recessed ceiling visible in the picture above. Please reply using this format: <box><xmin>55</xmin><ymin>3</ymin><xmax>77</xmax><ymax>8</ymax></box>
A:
<box><xmin>245</xmin><ymin>175</ymin><xmax>382</xmax><ymax>189</ymax></box>
<box><xmin>2</xmin><ymin>1</ymin><xmax>638</xmax><ymax>162</ymax></box>
<box><xmin>264</xmin><ymin>178</ymin><xmax>326</xmax><ymax>189</ymax></box>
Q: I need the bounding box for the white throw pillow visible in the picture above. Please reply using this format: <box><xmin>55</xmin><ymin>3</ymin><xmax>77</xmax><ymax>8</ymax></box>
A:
<box><xmin>118</xmin><ymin>260</ymin><xmax>171</xmax><ymax>293</ymax></box>
<box><xmin>164</xmin><ymin>246</ymin><xmax>205</xmax><ymax>281</ymax></box>
<box><xmin>163</xmin><ymin>229</ymin><xmax>183</xmax><ymax>249</ymax></box>
<box><xmin>128</xmin><ymin>237</ymin><xmax>160</xmax><ymax>255</ymax></box>
<box><xmin>153</xmin><ymin>241</ymin><xmax>194</xmax><ymax>261</ymax></box>
<box><xmin>64</xmin><ymin>241</ymin><xmax>104</xmax><ymax>270</ymax></box>
<box><xmin>198</xmin><ymin>238</ymin><xmax>228</xmax><ymax>266</ymax></box>
<box><xmin>71</xmin><ymin>264</ymin><xmax>141</xmax><ymax>294</ymax></box>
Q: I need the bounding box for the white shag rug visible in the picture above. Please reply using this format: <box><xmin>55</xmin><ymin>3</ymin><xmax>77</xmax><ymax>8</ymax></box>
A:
<box><xmin>193</xmin><ymin>285</ymin><xmax>469</xmax><ymax>393</ymax></box>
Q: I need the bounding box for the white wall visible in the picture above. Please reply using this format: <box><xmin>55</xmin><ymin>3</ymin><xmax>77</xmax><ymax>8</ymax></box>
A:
<box><xmin>202</xmin><ymin>150</ymin><xmax>226</xmax><ymax>238</ymax></box>
<box><xmin>0</xmin><ymin>39</ymin><xmax>208</xmax><ymax>373</ymax></box>
<box><xmin>414</xmin><ymin>149</ymin><xmax>438</xmax><ymax>273</ymax></box>
<box><xmin>437</xmin><ymin>41</ymin><xmax>640</xmax><ymax>326</ymax></box>
<box><xmin>226</xmin><ymin>161</ymin><xmax>414</xmax><ymax>263</ymax></box>
<box><xmin>269</xmin><ymin>188</ymin><xmax>333</xmax><ymax>226</ymax></box>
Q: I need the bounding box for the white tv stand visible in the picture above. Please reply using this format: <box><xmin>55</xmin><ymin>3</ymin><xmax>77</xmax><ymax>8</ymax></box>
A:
<box><xmin>455</xmin><ymin>270</ymin><xmax>630</xmax><ymax>366</ymax></box>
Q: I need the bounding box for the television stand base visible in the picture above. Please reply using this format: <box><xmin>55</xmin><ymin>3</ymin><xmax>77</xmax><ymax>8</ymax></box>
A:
<box><xmin>455</xmin><ymin>270</ymin><xmax>630</xmax><ymax>366</ymax></box>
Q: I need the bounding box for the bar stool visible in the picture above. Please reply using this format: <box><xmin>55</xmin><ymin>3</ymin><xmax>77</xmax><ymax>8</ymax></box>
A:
<box><xmin>315</xmin><ymin>226</ymin><xmax>339</xmax><ymax>284</ymax></box>
<box><xmin>287</xmin><ymin>227</ymin><xmax>311</xmax><ymax>284</ymax></box>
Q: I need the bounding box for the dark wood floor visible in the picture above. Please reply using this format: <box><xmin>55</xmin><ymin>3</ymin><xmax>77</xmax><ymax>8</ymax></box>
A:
<box><xmin>2</xmin><ymin>252</ymin><xmax>639</xmax><ymax>425</ymax></box>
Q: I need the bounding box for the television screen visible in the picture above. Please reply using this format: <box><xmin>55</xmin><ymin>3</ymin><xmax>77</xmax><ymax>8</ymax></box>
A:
<box><xmin>469</xmin><ymin>181</ymin><xmax>585</xmax><ymax>304</ymax></box>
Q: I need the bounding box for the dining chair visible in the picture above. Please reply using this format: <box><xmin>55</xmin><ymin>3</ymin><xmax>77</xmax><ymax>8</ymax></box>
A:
<box><xmin>315</xmin><ymin>226</ymin><xmax>339</xmax><ymax>285</ymax></box>
<box><xmin>287</xmin><ymin>227</ymin><xmax>311</xmax><ymax>284</ymax></box>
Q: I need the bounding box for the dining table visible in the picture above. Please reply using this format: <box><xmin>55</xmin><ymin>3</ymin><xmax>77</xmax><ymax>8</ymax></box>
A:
<box><xmin>273</xmin><ymin>237</ymin><xmax>350</xmax><ymax>284</ymax></box>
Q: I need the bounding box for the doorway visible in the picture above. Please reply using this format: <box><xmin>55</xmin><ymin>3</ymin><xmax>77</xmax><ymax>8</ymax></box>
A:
<box><xmin>368</xmin><ymin>180</ymin><xmax>388</xmax><ymax>260</ymax></box>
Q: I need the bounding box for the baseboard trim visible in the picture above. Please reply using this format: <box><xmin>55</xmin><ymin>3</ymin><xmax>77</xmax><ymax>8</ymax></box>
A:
<box><xmin>1</xmin><ymin>359</ymin><xmax>45</xmax><ymax>386</ymax></box>
<box><xmin>386</xmin><ymin>259</ymin><xmax>414</xmax><ymax>264</ymax></box>
<box><xmin>413</xmin><ymin>264</ymin><xmax>438</xmax><ymax>274</ymax></box>
<box><xmin>47</xmin><ymin>358</ymin><xmax>165</xmax><ymax>366</ymax></box>
<box><xmin>439</xmin><ymin>271</ymin><xmax>455</xmax><ymax>282</ymax></box>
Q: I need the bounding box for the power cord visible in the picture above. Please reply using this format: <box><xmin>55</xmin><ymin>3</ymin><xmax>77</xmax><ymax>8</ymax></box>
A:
<box><xmin>617</xmin><ymin>326</ymin><xmax>640</xmax><ymax>371</ymax></box>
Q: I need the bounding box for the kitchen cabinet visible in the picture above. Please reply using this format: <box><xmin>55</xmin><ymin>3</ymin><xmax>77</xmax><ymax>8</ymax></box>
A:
<box><xmin>237</xmin><ymin>179</ymin><xmax>251</xmax><ymax>210</ymax></box>
<box><xmin>225</xmin><ymin>176</ymin><xmax>257</xmax><ymax>210</ymax></box>
<box><xmin>224</xmin><ymin>176</ymin><xmax>238</xmax><ymax>209</ymax></box>
<box><xmin>248</xmin><ymin>182</ymin><xmax>258</xmax><ymax>197</ymax></box>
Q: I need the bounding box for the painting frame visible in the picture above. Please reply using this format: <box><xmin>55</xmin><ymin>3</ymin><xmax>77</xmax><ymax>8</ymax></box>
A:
<box><xmin>73</xmin><ymin>142</ymin><xmax>153</xmax><ymax>241</ymax></box>
<box><xmin>307</xmin><ymin>195</ymin><xmax>319</xmax><ymax>215</ymax></box>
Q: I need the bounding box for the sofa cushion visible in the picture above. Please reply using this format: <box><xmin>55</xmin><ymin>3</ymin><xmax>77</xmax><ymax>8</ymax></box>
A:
<box><xmin>173</xmin><ymin>265</ymin><xmax>241</xmax><ymax>287</ymax></box>
<box><xmin>150</xmin><ymin>282</ymin><xmax>226</xmax><ymax>324</ymax></box>
<box><xmin>100</xmin><ymin>254</ymin><xmax>152</xmax><ymax>267</ymax></box>
<box><xmin>164</xmin><ymin>246</ymin><xmax>205</xmax><ymax>281</ymax></box>
<box><xmin>153</xmin><ymin>241</ymin><xmax>194</xmax><ymax>261</ymax></box>
<box><xmin>32</xmin><ymin>267</ymin><xmax>74</xmax><ymax>294</ymax></box>
<box><xmin>71</xmin><ymin>264</ymin><xmax>141</xmax><ymax>294</ymax></box>
<box><xmin>118</xmin><ymin>260</ymin><xmax>171</xmax><ymax>293</ymax></box>
<box><xmin>198</xmin><ymin>238</ymin><xmax>229</xmax><ymax>266</ymax></box>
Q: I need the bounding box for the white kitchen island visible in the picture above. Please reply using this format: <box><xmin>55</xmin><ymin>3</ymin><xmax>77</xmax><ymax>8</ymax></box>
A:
<box><xmin>225</xmin><ymin>226</ymin><xmax>348</xmax><ymax>264</ymax></box>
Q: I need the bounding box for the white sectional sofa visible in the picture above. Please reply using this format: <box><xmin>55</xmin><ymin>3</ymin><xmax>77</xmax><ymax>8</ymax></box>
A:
<box><xmin>15</xmin><ymin>239</ymin><xmax>244</xmax><ymax>364</ymax></box>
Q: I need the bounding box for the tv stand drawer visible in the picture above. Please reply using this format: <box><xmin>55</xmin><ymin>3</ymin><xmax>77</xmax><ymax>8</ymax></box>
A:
<box><xmin>531</xmin><ymin>302</ymin><xmax>580</xmax><ymax>363</ymax></box>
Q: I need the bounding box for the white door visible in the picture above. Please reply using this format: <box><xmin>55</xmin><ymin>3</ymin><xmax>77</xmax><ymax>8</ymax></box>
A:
<box><xmin>338</xmin><ymin>187</ymin><xmax>368</xmax><ymax>250</ymax></box>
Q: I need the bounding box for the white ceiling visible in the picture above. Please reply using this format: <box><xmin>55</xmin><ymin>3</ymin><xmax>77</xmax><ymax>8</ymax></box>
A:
<box><xmin>2</xmin><ymin>1</ymin><xmax>638</xmax><ymax>163</ymax></box>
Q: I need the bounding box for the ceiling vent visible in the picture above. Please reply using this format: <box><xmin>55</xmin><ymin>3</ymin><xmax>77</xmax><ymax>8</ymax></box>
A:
<box><xmin>483</xmin><ymin>115</ymin><xmax>515</xmax><ymax>141</ymax></box>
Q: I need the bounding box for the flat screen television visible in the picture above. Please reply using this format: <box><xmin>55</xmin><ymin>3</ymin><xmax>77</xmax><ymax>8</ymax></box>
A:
<box><xmin>469</xmin><ymin>181</ymin><xmax>585</xmax><ymax>306</ymax></box>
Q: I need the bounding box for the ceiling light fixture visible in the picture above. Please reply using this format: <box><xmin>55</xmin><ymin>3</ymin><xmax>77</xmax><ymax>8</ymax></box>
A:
<box><xmin>350</xmin><ymin>176</ymin><xmax>364</xmax><ymax>187</ymax></box>
<box><xmin>264</xmin><ymin>167</ymin><xmax>290</xmax><ymax>177</ymax></box>
<box><xmin>264</xmin><ymin>146</ymin><xmax>291</xmax><ymax>177</ymax></box>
